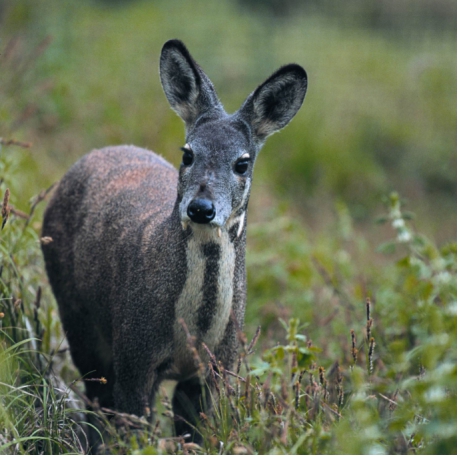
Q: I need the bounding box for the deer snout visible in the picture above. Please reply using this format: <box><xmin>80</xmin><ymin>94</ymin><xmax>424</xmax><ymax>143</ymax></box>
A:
<box><xmin>187</xmin><ymin>198</ymin><xmax>216</xmax><ymax>224</ymax></box>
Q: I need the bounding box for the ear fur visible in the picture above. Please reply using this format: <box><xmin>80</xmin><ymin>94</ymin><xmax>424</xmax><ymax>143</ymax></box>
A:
<box><xmin>238</xmin><ymin>64</ymin><xmax>307</xmax><ymax>141</ymax></box>
<box><xmin>160</xmin><ymin>39</ymin><xmax>223</xmax><ymax>129</ymax></box>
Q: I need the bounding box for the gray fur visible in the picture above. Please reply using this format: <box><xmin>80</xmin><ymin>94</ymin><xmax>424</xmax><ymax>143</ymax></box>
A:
<box><xmin>42</xmin><ymin>39</ymin><xmax>307</xmax><ymax>446</ymax></box>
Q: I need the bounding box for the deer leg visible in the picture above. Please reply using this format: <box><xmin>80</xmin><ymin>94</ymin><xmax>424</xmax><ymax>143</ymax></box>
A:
<box><xmin>172</xmin><ymin>376</ymin><xmax>210</xmax><ymax>444</ymax></box>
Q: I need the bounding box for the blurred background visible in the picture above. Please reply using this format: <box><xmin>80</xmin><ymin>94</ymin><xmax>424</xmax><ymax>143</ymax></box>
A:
<box><xmin>0</xmin><ymin>0</ymin><xmax>456</xmax><ymax>242</ymax></box>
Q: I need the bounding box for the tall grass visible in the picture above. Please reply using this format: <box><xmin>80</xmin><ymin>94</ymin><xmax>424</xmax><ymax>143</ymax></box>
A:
<box><xmin>0</xmin><ymin>36</ymin><xmax>88</xmax><ymax>454</ymax></box>
<box><xmin>0</xmin><ymin>151</ymin><xmax>88</xmax><ymax>453</ymax></box>
<box><xmin>1</xmin><ymin>135</ymin><xmax>455</xmax><ymax>453</ymax></box>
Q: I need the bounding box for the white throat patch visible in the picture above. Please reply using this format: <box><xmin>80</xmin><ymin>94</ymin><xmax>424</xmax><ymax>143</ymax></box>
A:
<box><xmin>172</xmin><ymin>226</ymin><xmax>235</xmax><ymax>378</ymax></box>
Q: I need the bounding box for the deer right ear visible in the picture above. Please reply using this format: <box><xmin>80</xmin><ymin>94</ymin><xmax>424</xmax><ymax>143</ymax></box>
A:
<box><xmin>238</xmin><ymin>64</ymin><xmax>307</xmax><ymax>141</ymax></box>
<box><xmin>160</xmin><ymin>40</ymin><xmax>223</xmax><ymax>129</ymax></box>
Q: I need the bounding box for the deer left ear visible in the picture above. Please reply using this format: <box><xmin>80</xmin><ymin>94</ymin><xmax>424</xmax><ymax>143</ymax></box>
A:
<box><xmin>160</xmin><ymin>39</ymin><xmax>224</xmax><ymax>130</ymax></box>
<box><xmin>237</xmin><ymin>64</ymin><xmax>307</xmax><ymax>141</ymax></box>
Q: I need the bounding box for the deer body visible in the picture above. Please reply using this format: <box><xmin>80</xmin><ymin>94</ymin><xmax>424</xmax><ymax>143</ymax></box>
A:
<box><xmin>42</xmin><ymin>40</ymin><xmax>307</xmax><ymax>443</ymax></box>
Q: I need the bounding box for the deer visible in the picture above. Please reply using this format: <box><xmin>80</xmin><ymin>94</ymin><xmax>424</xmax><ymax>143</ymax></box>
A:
<box><xmin>41</xmin><ymin>39</ymin><xmax>307</xmax><ymax>445</ymax></box>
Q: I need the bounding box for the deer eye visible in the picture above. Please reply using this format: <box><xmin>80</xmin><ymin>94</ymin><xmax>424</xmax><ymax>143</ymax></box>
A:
<box><xmin>234</xmin><ymin>158</ymin><xmax>250</xmax><ymax>175</ymax></box>
<box><xmin>181</xmin><ymin>147</ymin><xmax>194</xmax><ymax>167</ymax></box>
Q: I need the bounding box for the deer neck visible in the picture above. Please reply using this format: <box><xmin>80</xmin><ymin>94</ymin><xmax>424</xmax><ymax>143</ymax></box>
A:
<box><xmin>170</xmin><ymin>213</ymin><xmax>244</xmax><ymax>377</ymax></box>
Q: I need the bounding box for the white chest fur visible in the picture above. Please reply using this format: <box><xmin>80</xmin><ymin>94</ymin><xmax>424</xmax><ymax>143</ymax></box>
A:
<box><xmin>172</xmin><ymin>227</ymin><xmax>235</xmax><ymax>378</ymax></box>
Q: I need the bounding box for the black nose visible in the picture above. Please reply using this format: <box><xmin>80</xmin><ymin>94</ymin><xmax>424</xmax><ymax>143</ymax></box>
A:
<box><xmin>187</xmin><ymin>198</ymin><xmax>216</xmax><ymax>224</ymax></box>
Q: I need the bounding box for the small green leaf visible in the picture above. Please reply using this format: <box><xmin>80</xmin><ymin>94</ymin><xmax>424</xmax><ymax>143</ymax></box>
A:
<box><xmin>377</xmin><ymin>241</ymin><xmax>396</xmax><ymax>254</ymax></box>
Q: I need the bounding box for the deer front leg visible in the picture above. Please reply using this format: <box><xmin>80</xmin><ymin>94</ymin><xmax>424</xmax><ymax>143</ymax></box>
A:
<box><xmin>172</xmin><ymin>376</ymin><xmax>210</xmax><ymax>444</ymax></box>
<box><xmin>112</xmin><ymin>325</ymin><xmax>170</xmax><ymax>418</ymax></box>
<box><xmin>113</xmin><ymin>357</ymin><xmax>157</xmax><ymax>418</ymax></box>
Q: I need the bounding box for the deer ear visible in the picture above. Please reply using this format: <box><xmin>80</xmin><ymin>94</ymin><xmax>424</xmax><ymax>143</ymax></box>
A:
<box><xmin>238</xmin><ymin>64</ymin><xmax>307</xmax><ymax>141</ymax></box>
<box><xmin>160</xmin><ymin>40</ymin><xmax>224</xmax><ymax>129</ymax></box>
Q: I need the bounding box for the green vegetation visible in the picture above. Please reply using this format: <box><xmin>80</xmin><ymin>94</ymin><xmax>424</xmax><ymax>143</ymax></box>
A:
<box><xmin>0</xmin><ymin>0</ymin><xmax>456</xmax><ymax>454</ymax></box>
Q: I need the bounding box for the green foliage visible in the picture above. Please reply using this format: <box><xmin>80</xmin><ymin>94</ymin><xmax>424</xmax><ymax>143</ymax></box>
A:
<box><xmin>0</xmin><ymin>42</ymin><xmax>89</xmax><ymax>452</ymax></box>
<box><xmin>0</xmin><ymin>148</ymin><xmax>89</xmax><ymax>453</ymax></box>
<box><xmin>243</xmin><ymin>194</ymin><xmax>456</xmax><ymax>454</ymax></box>
<box><xmin>0</xmin><ymin>1</ymin><xmax>455</xmax><ymax>454</ymax></box>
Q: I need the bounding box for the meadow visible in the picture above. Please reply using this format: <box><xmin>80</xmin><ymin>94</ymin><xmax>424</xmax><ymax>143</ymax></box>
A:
<box><xmin>0</xmin><ymin>0</ymin><xmax>456</xmax><ymax>454</ymax></box>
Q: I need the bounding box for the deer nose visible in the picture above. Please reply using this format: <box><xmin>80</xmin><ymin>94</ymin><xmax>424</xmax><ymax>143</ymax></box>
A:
<box><xmin>187</xmin><ymin>198</ymin><xmax>216</xmax><ymax>224</ymax></box>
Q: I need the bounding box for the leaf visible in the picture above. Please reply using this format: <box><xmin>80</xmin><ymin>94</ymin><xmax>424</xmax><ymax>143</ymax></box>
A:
<box><xmin>377</xmin><ymin>241</ymin><xmax>396</xmax><ymax>254</ymax></box>
<box><xmin>374</xmin><ymin>215</ymin><xmax>388</xmax><ymax>225</ymax></box>
<box><xmin>249</xmin><ymin>361</ymin><xmax>271</xmax><ymax>377</ymax></box>
<box><xmin>396</xmin><ymin>256</ymin><xmax>411</xmax><ymax>268</ymax></box>
<box><xmin>297</xmin><ymin>352</ymin><xmax>313</xmax><ymax>367</ymax></box>
<box><xmin>278</xmin><ymin>318</ymin><xmax>289</xmax><ymax>332</ymax></box>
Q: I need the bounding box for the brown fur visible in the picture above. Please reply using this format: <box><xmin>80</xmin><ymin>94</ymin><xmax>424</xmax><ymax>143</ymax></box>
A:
<box><xmin>42</xmin><ymin>40</ymin><xmax>307</xmax><ymax>447</ymax></box>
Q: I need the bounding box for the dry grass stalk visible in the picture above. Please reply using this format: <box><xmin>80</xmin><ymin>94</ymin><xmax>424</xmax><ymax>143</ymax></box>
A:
<box><xmin>84</xmin><ymin>377</ymin><xmax>108</xmax><ymax>385</ymax></box>
<box><xmin>0</xmin><ymin>137</ymin><xmax>32</xmax><ymax>148</ymax></box>
<box><xmin>153</xmin><ymin>419</ymin><xmax>161</xmax><ymax>437</ymax></box>
<box><xmin>179</xmin><ymin>318</ymin><xmax>205</xmax><ymax>377</ymax></box>
<box><xmin>2</xmin><ymin>188</ymin><xmax>10</xmax><ymax>229</ymax></box>
<box><xmin>236</xmin><ymin>354</ymin><xmax>242</xmax><ymax>375</ymax></box>
<box><xmin>309</xmin><ymin>369</ymin><xmax>314</xmax><ymax>388</ymax></box>
<box><xmin>266</xmin><ymin>391</ymin><xmax>277</xmax><ymax>415</ymax></box>
<box><xmin>350</xmin><ymin>329</ymin><xmax>357</xmax><ymax>366</ymax></box>
<box><xmin>298</xmin><ymin>369</ymin><xmax>305</xmax><ymax>385</ymax></box>
<box><xmin>199</xmin><ymin>412</ymin><xmax>217</xmax><ymax>435</ymax></box>
<box><xmin>218</xmin><ymin>360</ymin><xmax>235</xmax><ymax>396</ymax></box>
<box><xmin>280</xmin><ymin>414</ymin><xmax>289</xmax><ymax>445</ymax></box>
<box><xmin>323</xmin><ymin>379</ymin><xmax>329</xmax><ymax>402</ymax></box>
<box><xmin>368</xmin><ymin>337</ymin><xmax>376</xmax><ymax>374</ymax></box>
<box><xmin>9</xmin><ymin>206</ymin><xmax>29</xmax><ymax>220</ymax></box>
<box><xmin>100</xmin><ymin>407</ymin><xmax>150</xmax><ymax>428</ymax></box>
<box><xmin>366</xmin><ymin>318</ymin><xmax>373</xmax><ymax>342</ymax></box>
<box><xmin>26</xmin><ymin>183</ymin><xmax>57</xmax><ymax>226</ymax></box>
<box><xmin>261</xmin><ymin>373</ymin><xmax>272</xmax><ymax>409</ymax></box>
<box><xmin>224</xmin><ymin>369</ymin><xmax>245</xmax><ymax>382</ymax></box>
<box><xmin>336</xmin><ymin>364</ymin><xmax>344</xmax><ymax>407</ymax></box>
<box><xmin>208</xmin><ymin>361</ymin><xmax>220</xmax><ymax>395</ymax></box>
<box><xmin>366</xmin><ymin>297</ymin><xmax>371</xmax><ymax>321</ymax></box>
<box><xmin>246</xmin><ymin>325</ymin><xmax>261</xmax><ymax>354</ymax></box>
<box><xmin>318</xmin><ymin>366</ymin><xmax>325</xmax><ymax>386</ymax></box>
<box><xmin>318</xmin><ymin>367</ymin><xmax>329</xmax><ymax>401</ymax></box>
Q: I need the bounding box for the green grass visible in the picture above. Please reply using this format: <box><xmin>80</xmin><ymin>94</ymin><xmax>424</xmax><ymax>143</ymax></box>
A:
<box><xmin>0</xmin><ymin>0</ymin><xmax>456</xmax><ymax>453</ymax></box>
<box><xmin>0</xmin><ymin>165</ymin><xmax>455</xmax><ymax>453</ymax></box>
